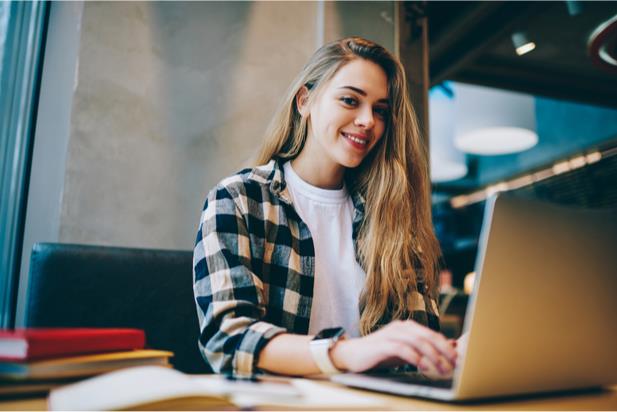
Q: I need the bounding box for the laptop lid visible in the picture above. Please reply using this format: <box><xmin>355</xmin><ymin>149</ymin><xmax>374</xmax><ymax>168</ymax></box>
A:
<box><xmin>454</xmin><ymin>194</ymin><xmax>617</xmax><ymax>400</ymax></box>
<box><xmin>333</xmin><ymin>194</ymin><xmax>617</xmax><ymax>401</ymax></box>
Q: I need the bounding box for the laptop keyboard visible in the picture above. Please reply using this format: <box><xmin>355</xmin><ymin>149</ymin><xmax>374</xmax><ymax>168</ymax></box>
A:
<box><xmin>366</xmin><ymin>371</ymin><xmax>454</xmax><ymax>389</ymax></box>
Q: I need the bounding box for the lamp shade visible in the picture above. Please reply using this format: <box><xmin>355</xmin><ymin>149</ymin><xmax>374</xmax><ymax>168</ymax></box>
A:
<box><xmin>429</xmin><ymin>86</ymin><xmax>468</xmax><ymax>182</ymax></box>
<box><xmin>453</xmin><ymin>83</ymin><xmax>538</xmax><ymax>156</ymax></box>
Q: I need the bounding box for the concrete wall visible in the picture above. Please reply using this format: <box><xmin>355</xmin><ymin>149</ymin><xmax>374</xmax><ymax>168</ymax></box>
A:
<box><xmin>16</xmin><ymin>1</ymin><xmax>395</xmax><ymax>324</ymax></box>
<box><xmin>58</xmin><ymin>2</ymin><xmax>317</xmax><ymax>249</ymax></box>
<box><xmin>324</xmin><ymin>1</ymin><xmax>395</xmax><ymax>50</ymax></box>
<box><xmin>57</xmin><ymin>1</ymin><xmax>395</xmax><ymax>250</ymax></box>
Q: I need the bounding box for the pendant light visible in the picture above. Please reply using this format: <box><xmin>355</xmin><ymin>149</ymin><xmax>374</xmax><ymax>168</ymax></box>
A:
<box><xmin>453</xmin><ymin>83</ymin><xmax>538</xmax><ymax>156</ymax></box>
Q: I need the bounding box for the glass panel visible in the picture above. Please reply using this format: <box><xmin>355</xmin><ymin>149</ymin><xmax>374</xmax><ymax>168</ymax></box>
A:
<box><xmin>0</xmin><ymin>1</ymin><xmax>48</xmax><ymax>328</ymax></box>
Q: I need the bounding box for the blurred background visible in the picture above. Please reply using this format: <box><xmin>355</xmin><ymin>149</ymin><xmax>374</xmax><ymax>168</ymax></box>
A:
<box><xmin>1</xmin><ymin>1</ymin><xmax>616</xmax><ymax>331</ymax></box>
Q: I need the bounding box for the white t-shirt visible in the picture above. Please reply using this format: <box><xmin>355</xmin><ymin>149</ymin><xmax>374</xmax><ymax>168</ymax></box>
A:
<box><xmin>283</xmin><ymin>162</ymin><xmax>366</xmax><ymax>338</ymax></box>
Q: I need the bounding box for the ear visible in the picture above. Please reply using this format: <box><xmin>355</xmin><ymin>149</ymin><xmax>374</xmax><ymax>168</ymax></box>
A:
<box><xmin>295</xmin><ymin>86</ymin><xmax>310</xmax><ymax>117</ymax></box>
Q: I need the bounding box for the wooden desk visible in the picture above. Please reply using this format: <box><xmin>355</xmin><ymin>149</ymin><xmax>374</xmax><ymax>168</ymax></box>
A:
<box><xmin>334</xmin><ymin>384</ymin><xmax>617</xmax><ymax>410</ymax></box>
<box><xmin>1</xmin><ymin>381</ymin><xmax>616</xmax><ymax>410</ymax></box>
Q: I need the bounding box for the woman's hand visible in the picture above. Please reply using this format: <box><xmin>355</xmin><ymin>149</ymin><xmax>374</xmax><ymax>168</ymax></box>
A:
<box><xmin>329</xmin><ymin>320</ymin><xmax>457</xmax><ymax>378</ymax></box>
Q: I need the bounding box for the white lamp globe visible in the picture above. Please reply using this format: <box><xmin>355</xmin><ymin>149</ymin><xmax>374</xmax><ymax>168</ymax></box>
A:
<box><xmin>453</xmin><ymin>83</ymin><xmax>538</xmax><ymax>156</ymax></box>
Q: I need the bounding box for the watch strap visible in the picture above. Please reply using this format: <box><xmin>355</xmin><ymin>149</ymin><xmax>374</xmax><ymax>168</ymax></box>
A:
<box><xmin>309</xmin><ymin>338</ymin><xmax>342</xmax><ymax>375</ymax></box>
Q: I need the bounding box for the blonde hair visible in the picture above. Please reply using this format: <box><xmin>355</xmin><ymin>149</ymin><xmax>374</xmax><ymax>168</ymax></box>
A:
<box><xmin>256</xmin><ymin>37</ymin><xmax>441</xmax><ymax>335</ymax></box>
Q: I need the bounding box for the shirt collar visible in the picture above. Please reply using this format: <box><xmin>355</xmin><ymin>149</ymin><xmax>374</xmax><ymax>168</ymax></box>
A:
<box><xmin>247</xmin><ymin>158</ymin><xmax>292</xmax><ymax>205</ymax></box>
<box><xmin>248</xmin><ymin>157</ymin><xmax>366</xmax><ymax>217</ymax></box>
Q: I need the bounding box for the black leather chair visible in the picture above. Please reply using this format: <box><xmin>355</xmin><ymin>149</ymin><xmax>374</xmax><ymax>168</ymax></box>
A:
<box><xmin>24</xmin><ymin>242</ymin><xmax>211</xmax><ymax>374</ymax></box>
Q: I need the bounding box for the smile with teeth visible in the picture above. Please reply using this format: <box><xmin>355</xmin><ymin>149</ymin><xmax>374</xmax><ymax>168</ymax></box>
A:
<box><xmin>342</xmin><ymin>132</ymin><xmax>368</xmax><ymax>145</ymax></box>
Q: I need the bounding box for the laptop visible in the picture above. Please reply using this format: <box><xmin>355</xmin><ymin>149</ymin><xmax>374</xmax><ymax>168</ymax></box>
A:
<box><xmin>332</xmin><ymin>193</ymin><xmax>617</xmax><ymax>401</ymax></box>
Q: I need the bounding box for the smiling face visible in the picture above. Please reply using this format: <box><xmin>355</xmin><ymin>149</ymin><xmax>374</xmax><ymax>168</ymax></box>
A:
<box><xmin>295</xmin><ymin>58</ymin><xmax>389</xmax><ymax>183</ymax></box>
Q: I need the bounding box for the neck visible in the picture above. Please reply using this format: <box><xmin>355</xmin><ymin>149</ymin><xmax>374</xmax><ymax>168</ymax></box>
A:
<box><xmin>290</xmin><ymin>148</ymin><xmax>345</xmax><ymax>190</ymax></box>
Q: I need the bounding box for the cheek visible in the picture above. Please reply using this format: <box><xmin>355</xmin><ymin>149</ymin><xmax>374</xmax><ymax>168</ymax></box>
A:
<box><xmin>366</xmin><ymin>122</ymin><xmax>386</xmax><ymax>152</ymax></box>
<box><xmin>311</xmin><ymin>104</ymin><xmax>337</xmax><ymax>134</ymax></box>
<box><xmin>374</xmin><ymin>121</ymin><xmax>386</xmax><ymax>143</ymax></box>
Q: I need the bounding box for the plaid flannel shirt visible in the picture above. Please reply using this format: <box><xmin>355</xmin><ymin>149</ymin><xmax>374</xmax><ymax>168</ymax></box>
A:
<box><xmin>193</xmin><ymin>159</ymin><xmax>440</xmax><ymax>378</ymax></box>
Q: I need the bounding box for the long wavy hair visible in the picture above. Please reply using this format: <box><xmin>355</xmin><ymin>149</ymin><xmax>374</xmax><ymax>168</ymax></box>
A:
<box><xmin>255</xmin><ymin>37</ymin><xmax>441</xmax><ymax>335</ymax></box>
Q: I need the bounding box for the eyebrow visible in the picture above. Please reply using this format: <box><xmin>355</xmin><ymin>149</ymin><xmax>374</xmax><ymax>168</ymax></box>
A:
<box><xmin>338</xmin><ymin>86</ymin><xmax>388</xmax><ymax>104</ymax></box>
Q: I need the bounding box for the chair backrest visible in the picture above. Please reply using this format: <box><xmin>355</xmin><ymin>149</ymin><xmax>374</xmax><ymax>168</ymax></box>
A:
<box><xmin>24</xmin><ymin>242</ymin><xmax>211</xmax><ymax>374</ymax></box>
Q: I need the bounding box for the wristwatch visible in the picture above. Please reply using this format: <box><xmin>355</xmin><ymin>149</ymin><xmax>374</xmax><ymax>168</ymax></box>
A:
<box><xmin>309</xmin><ymin>327</ymin><xmax>346</xmax><ymax>375</ymax></box>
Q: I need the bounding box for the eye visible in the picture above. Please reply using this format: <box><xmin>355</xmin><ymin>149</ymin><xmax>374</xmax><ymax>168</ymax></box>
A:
<box><xmin>374</xmin><ymin>106</ymin><xmax>389</xmax><ymax>118</ymax></box>
<box><xmin>339</xmin><ymin>96</ymin><xmax>358</xmax><ymax>107</ymax></box>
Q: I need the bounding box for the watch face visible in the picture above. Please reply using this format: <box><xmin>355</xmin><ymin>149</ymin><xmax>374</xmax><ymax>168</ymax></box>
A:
<box><xmin>314</xmin><ymin>327</ymin><xmax>345</xmax><ymax>340</ymax></box>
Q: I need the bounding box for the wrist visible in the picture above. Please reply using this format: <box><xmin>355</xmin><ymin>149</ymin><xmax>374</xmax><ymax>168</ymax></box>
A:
<box><xmin>309</xmin><ymin>327</ymin><xmax>347</xmax><ymax>375</ymax></box>
<box><xmin>329</xmin><ymin>338</ymin><xmax>350</xmax><ymax>372</ymax></box>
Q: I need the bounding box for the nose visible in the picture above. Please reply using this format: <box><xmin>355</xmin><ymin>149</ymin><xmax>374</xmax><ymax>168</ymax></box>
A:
<box><xmin>354</xmin><ymin>106</ymin><xmax>375</xmax><ymax>130</ymax></box>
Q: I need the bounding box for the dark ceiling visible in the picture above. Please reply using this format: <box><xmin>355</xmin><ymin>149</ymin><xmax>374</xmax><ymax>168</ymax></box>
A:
<box><xmin>426</xmin><ymin>1</ymin><xmax>617</xmax><ymax>109</ymax></box>
<box><xmin>416</xmin><ymin>1</ymin><xmax>617</xmax><ymax>195</ymax></box>
<box><xmin>415</xmin><ymin>1</ymin><xmax>617</xmax><ymax>279</ymax></box>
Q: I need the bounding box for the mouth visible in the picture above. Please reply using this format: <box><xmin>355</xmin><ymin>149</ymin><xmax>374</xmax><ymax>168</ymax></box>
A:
<box><xmin>341</xmin><ymin>132</ymin><xmax>369</xmax><ymax>149</ymax></box>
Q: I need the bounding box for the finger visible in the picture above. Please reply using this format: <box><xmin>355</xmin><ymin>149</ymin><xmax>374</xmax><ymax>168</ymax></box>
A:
<box><xmin>386</xmin><ymin>324</ymin><xmax>448</xmax><ymax>366</ymax></box>
<box><xmin>385</xmin><ymin>340</ymin><xmax>448</xmax><ymax>374</ymax></box>
<box><xmin>416</xmin><ymin>328</ymin><xmax>458</xmax><ymax>362</ymax></box>
<box><xmin>387</xmin><ymin>342</ymin><xmax>421</xmax><ymax>366</ymax></box>
<box><xmin>411</xmin><ymin>337</ymin><xmax>447</xmax><ymax>368</ymax></box>
<box><xmin>413</xmin><ymin>337</ymin><xmax>457</xmax><ymax>372</ymax></box>
<box><xmin>434</xmin><ymin>354</ymin><xmax>454</xmax><ymax>375</ymax></box>
<box><xmin>399</xmin><ymin>322</ymin><xmax>458</xmax><ymax>362</ymax></box>
<box><xmin>418</xmin><ymin>355</ymin><xmax>439</xmax><ymax>374</ymax></box>
<box><xmin>382</xmin><ymin>321</ymin><xmax>456</xmax><ymax>367</ymax></box>
<box><xmin>419</xmin><ymin>355</ymin><xmax>454</xmax><ymax>379</ymax></box>
<box><xmin>421</xmin><ymin>332</ymin><xmax>458</xmax><ymax>364</ymax></box>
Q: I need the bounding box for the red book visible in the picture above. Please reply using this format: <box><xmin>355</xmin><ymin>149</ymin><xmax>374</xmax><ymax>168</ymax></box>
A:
<box><xmin>0</xmin><ymin>328</ymin><xmax>145</xmax><ymax>361</ymax></box>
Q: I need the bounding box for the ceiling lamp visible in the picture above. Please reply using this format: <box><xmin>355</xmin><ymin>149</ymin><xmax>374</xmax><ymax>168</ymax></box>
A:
<box><xmin>511</xmin><ymin>31</ymin><xmax>536</xmax><ymax>56</ymax></box>
<box><xmin>429</xmin><ymin>85</ymin><xmax>467</xmax><ymax>182</ymax></box>
<box><xmin>588</xmin><ymin>14</ymin><xmax>617</xmax><ymax>73</ymax></box>
<box><xmin>453</xmin><ymin>83</ymin><xmax>538</xmax><ymax>156</ymax></box>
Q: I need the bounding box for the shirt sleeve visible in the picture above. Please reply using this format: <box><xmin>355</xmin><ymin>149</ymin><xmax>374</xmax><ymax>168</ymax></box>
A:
<box><xmin>422</xmin><ymin>270</ymin><xmax>442</xmax><ymax>332</ymax></box>
<box><xmin>410</xmin><ymin>270</ymin><xmax>441</xmax><ymax>332</ymax></box>
<box><xmin>193</xmin><ymin>184</ymin><xmax>286</xmax><ymax>378</ymax></box>
<box><xmin>424</xmin><ymin>288</ymin><xmax>441</xmax><ymax>332</ymax></box>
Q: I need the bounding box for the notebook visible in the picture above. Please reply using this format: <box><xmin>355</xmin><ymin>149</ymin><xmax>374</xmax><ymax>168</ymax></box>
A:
<box><xmin>333</xmin><ymin>193</ymin><xmax>617</xmax><ymax>401</ymax></box>
<box><xmin>0</xmin><ymin>349</ymin><xmax>172</xmax><ymax>380</ymax></box>
<box><xmin>0</xmin><ymin>328</ymin><xmax>145</xmax><ymax>361</ymax></box>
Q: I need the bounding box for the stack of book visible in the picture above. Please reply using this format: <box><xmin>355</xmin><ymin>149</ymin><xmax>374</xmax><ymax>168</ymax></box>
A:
<box><xmin>0</xmin><ymin>328</ymin><xmax>172</xmax><ymax>397</ymax></box>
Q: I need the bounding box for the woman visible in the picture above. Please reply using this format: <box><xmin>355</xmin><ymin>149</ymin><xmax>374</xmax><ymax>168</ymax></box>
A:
<box><xmin>193</xmin><ymin>37</ymin><xmax>457</xmax><ymax>379</ymax></box>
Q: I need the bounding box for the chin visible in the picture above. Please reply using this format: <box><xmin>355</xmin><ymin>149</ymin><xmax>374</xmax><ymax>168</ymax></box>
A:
<box><xmin>331</xmin><ymin>144</ymin><xmax>372</xmax><ymax>169</ymax></box>
<box><xmin>337</xmin><ymin>157</ymin><xmax>364</xmax><ymax>169</ymax></box>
